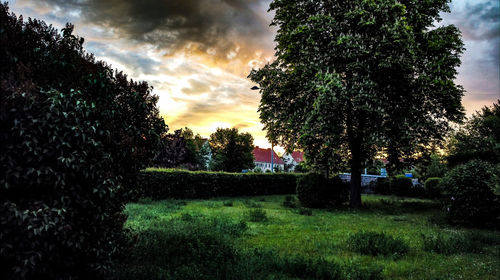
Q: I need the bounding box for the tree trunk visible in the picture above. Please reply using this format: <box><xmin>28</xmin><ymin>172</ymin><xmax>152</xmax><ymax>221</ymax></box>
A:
<box><xmin>350</xmin><ymin>139</ymin><xmax>362</xmax><ymax>208</ymax></box>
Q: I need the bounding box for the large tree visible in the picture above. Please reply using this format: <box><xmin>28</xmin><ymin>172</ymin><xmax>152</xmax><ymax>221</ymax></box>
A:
<box><xmin>208</xmin><ymin>128</ymin><xmax>255</xmax><ymax>172</ymax></box>
<box><xmin>447</xmin><ymin>100</ymin><xmax>500</xmax><ymax>166</ymax></box>
<box><xmin>249</xmin><ymin>0</ymin><xmax>465</xmax><ymax>207</ymax></box>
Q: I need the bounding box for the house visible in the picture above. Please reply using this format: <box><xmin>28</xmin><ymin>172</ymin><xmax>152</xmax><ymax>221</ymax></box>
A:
<box><xmin>253</xmin><ymin>147</ymin><xmax>284</xmax><ymax>172</ymax></box>
<box><xmin>282</xmin><ymin>151</ymin><xmax>304</xmax><ymax>172</ymax></box>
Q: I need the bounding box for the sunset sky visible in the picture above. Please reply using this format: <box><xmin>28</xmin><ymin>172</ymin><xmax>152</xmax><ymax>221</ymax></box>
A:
<box><xmin>7</xmin><ymin>0</ymin><xmax>500</xmax><ymax>150</ymax></box>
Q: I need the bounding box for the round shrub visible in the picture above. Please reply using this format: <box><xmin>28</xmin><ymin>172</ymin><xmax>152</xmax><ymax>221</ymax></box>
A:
<box><xmin>0</xmin><ymin>5</ymin><xmax>165</xmax><ymax>279</ymax></box>
<box><xmin>424</xmin><ymin>177</ymin><xmax>442</xmax><ymax>198</ymax></box>
<box><xmin>390</xmin><ymin>175</ymin><xmax>413</xmax><ymax>196</ymax></box>
<box><xmin>440</xmin><ymin>160</ymin><xmax>500</xmax><ymax>228</ymax></box>
<box><xmin>296</xmin><ymin>173</ymin><xmax>348</xmax><ymax>208</ymax></box>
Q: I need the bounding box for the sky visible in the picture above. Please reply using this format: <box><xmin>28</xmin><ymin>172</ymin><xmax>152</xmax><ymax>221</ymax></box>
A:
<box><xmin>6</xmin><ymin>0</ymin><xmax>500</xmax><ymax>151</ymax></box>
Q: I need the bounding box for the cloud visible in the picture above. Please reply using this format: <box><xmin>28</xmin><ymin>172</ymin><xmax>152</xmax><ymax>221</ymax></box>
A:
<box><xmin>440</xmin><ymin>0</ymin><xmax>500</xmax><ymax>112</ymax></box>
<box><xmin>23</xmin><ymin>0</ymin><xmax>276</xmax><ymax>71</ymax></box>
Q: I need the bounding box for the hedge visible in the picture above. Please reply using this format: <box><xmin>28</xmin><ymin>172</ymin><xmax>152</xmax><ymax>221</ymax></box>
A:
<box><xmin>135</xmin><ymin>169</ymin><xmax>302</xmax><ymax>200</ymax></box>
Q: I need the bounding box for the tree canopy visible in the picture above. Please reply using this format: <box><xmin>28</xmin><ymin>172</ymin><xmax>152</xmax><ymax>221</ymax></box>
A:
<box><xmin>447</xmin><ymin>100</ymin><xmax>500</xmax><ymax>166</ymax></box>
<box><xmin>249</xmin><ymin>0</ymin><xmax>465</xmax><ymax>207</ymax></box>
<box><xmin>208</xmin><ymin>128</ymin><xmax>255</xmax><ymax>172</ymax></box>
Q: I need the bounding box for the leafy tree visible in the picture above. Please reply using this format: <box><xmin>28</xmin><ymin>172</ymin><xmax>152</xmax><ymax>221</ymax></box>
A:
<box><xmin>249</xmin><ymin>0</ymin><xmax>465</xmax><ymax>207</ymax></box>
<box><xmin>415</xmin><ymin>153</ymin><xmax>448</xmax><ymax>180</ymax></box>
<box><xmin>154</xmin><ymin>127</ymin><xmax>208</xmax><ymax>170</ymax></box>
<box><xmin>154</xmin><ymin>129</ymin><xmax>189</xmax><ymax>168</ymax></box>
<box><xmin>208</xmin><ymin>128</ymin><xmax>255</xmax><ymax>172</ymax></box>
<box><xmin>0</xmin><ymin>4</ymin><xmax>166</xmax><ymax>279</ymax></box>
<box><xmin>447</xmin><ymin>101</ymin><xmax>500</xmax><ymax>166</ymax></box>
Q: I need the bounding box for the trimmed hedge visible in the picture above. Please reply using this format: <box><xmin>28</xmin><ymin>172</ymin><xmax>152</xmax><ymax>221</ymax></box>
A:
<box><xmin>135</xmin><ymin>169</ymin><xmax>301</xmax><ymax>199</ymax></box>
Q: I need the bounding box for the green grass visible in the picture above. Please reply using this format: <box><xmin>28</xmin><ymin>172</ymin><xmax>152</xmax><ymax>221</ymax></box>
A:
<box><xmin>121</xmin><ymin>194</ymin><xmax>500</xmax><ymax>279</ymax></box>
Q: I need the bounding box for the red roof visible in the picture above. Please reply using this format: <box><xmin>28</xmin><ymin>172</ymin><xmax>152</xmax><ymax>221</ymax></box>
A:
<box><xmin>290</xmin><ymin>151</ymin><xmax>304</xmax><ymax>163</ymax></box>
<box><xmin>253</xmin><ymin>147</ymin><xmax>284</xmax><ymax>164</ymax></box>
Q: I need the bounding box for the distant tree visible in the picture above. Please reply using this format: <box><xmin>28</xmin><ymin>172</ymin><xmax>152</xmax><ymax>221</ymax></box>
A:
<box><xmin>154</xmin><ymin>127</ymin><xmax>209</xmax><ymax>169</ymax></box>
<box><xmin>208</xmin><ymin>128</ymin><xmax>255</xmax><ymax>172</ymax></box>
<box><xmin>249</xmin><ymin>0</ymin><xmax>465</xmax><ymax>207</ymax></box>
<box><xmin>447</xmin><ymin>101</ymin><xmax>500</xmax><ymax>166</ymax></box>
<box><xmin>154</xmin><ymin>129</ymin><xmax>189</xmax><ymax>168</ymax></box>
<box><xmin>366</xmin><ymin>160</ymin><xmax>386</xmax><ymax>175</ymax></box>
<box><xmin>294</xmin><ymin>162</ymin><xmax>310</xmax><ymax>173</ymax></box>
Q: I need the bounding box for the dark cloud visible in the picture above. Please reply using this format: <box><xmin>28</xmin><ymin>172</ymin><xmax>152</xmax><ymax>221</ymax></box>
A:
<box><xmin>86</xmin><ymin>41</ymin><xmax>160</xmax><ymax>75</ymax></box>
<box><xmin>442</xmin><ymin>1</ymin><xmax>499</xmax><ymax>41</ymax></box>
<box><xmin>31</xmin><ymin>0</ymin><xmax>275</xmax><ymax>64</ymax></box>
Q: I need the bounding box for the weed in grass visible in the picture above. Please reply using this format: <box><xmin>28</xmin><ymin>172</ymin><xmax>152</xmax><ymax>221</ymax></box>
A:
<box><xmin>421</xmin><ymin>231</ymin><xmax>493</xmax><ymax>254</ymax></box>
<box><xmin>282</xmin><ymin>195</ymin><xmax>298</xmax><ymax>208</ymax></box>
<box><xmin>347</xmin><ymin>231</ymin><xmax>409</xmax><ymax>259</ymax></box>
<box><xmin>246</xmin><ymin>208</ymin><xmax>268</xmax><ymax>222</ymax></box>
<box><xmin>223</xmin><ymin>200</ymin><xmax>234</xmax><ymax>207</ymax></box>
<box><xmin>203</xmin><ymin>201</ymin><xmax>220</xmax><ymax>208</ymax></box>
<box><xmin>342</xmin><ymin>259</ymin><xmax>384</xmax><ymax>280</ymax></box>
<box><xmin>296</xmin><ymin>207</ymin><xmax>313</xmax><ymax>216</ymax></box>
<box><xmin>243</xmin><ymin>200</ymin><xmax>262</xmax><ymax>208</ymax></box>
<box><xmin>278</xmin><ymin>254</ymin><xmax>342</xmax><ymax>280</ymax></box>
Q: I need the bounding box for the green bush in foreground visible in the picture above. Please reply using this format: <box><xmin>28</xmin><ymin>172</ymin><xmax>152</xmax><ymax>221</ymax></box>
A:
<box><xmin>0</xmin><ymin>4</ymin><xmax>165</xmax><ymax>278</ymax></box>
<box><xmin>347</xmin><ymin>231</ymin><xmax>409</xmax><ymax>259</ymax></box>
<box><xmin>440</xmin><ymin>160</ymin><xmax>500</xmax><ymax>228</ymax></box>
<box><xmin>296</xmin><ymin>173</ymin><xmax>349</xmax><ymax>208</ymax></box>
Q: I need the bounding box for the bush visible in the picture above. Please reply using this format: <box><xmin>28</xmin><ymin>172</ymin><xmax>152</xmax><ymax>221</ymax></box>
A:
<box><xmin>296</xmin><ymin>173</ymin><xmax>349</xmax><ymax>208</ymax></box>
<box><xmin>373</xmin><ymin>177</ymin><xmax>391</xmax><ymax>195</ymax></box>
<box><xmin>347</xmin><ymin>231</ymin><xmax>409</xmax><ymax>259</ymax></box>
<box><xmin>137</xmin><ymin>169</ymin><xmax>300</xmax><ymax>200</ymax></box>
<box><xmin>0</xmin><ymin>4</ymin><xmax>165</xmax><ymax>279</ymax></box>
<box><xmin>246</xmin><ymin>209</ymin><xmax>268</xmax><ymax>222</ymax></box>
<box><xmin>440</xmin><ymin>160</ymin><xmax>500</xmax><ymax>228</ymax></box>
<box><xmin>424</xmin><ymin>177</ymin><xmax>442</xmax><ymax>198</ymax></box>
<box><xmin>391</xmin><ymin>175</ymin><xmax>414</xmax><ymax>196</ymax></box>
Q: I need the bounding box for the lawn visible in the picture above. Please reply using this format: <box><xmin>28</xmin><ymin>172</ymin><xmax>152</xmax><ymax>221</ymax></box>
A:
<box><xmin>118</xmin><ymin>195</ymin><xmax>499</xmax><ymax>279</ymax></box>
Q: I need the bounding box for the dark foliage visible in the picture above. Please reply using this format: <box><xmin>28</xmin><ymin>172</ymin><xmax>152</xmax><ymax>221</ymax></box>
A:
<box><xmin>136</xmin><ymin>169</ymin><xmax>300</xmax><ymax>200</ymax></box>
<box><xmin>347</xmin><ymin>231</ymin><xmax>409</xmax><ymax>259</ymax></box>
<box><xmin>296</xmin><ymin>173</ymin><xmax>349</xmax><ymax>208</ymax></box>
<box><xmin>390</xmin><ymin>175</ymin><xmax>414</xmax><ymax>196</ymax></box>
<box><xmin>0</xmin><ymin>4</ymin><xmax>165</xmax><ymax>279</ymax></box>
<box><xmin>153</xmin><ymin>127</ymin><xmax>208</xmax><ymax>170</ymax></box>
<box><xmin>440</xmin><ymin>160</ymin><xmax>500</xmax><ymax>228</ymax></box>
<box><xmin>373</xmin><ymin>176</ymin><xmax>425</xmax><ymax>198</ymax></box>
<box><xmin>447</xmin><ymin>101</ymin><xmax>500</xmax><ymax>166</ymax></box>
<box><xmin>424</xmin><ymin>177</ymin><xmax>442</xmax><ymax>198</ymax></box>
<box><xmin>208</xmin><ymin>127</ymin><xmax>255</xmax><ymax>172</ymax></box>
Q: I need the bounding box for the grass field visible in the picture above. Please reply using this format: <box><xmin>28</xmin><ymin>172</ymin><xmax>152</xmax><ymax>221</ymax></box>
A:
<box><xmin>118</xmin><ymin>195</ymin><xmax>499</xmax><ymax>279</ymax></box>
